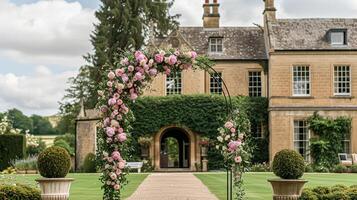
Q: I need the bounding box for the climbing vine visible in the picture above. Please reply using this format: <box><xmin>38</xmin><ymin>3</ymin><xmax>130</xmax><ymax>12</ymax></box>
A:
<box><xmin>307</xmin><ymin>112</ymin><xmax>352</xmax><ymax>168</ymax></box>
<box><xmin>97</xmin><ymin>49</ymin><xmax>251</xmax><ymax>199</ymax></box>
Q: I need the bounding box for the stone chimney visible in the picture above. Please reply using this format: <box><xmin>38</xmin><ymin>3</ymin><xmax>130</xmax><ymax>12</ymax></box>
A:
<box><xmin>263</xmin><ymin>0</ymin><xmax>276</xmax><ymax>21</ymax></box>
<box><xmin>203</xmin><ymin>0</ymin><xmax>220</xmax><ymax>28</ymax></box>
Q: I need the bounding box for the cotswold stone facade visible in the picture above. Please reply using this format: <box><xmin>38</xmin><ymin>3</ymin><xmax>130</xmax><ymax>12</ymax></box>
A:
<box><xmin>76</xmin><ymin>0</ymin><xmax>357</xmax><ymax>170</ymax></box>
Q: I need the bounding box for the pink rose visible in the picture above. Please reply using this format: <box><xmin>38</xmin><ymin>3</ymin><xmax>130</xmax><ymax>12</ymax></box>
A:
<box><xmin>111</xmin><ymin>151</ymin><xmax>121</xmax><ymax>161</ymax></box>
<box><xmin>135</xmin><ymin>72</ymin><xmax>143</xmax><ymax>81</ymax></box>
<box><xmin>115</xmin><ymin>68</ymin><xmax>124</xmax><ymax>77</ymax></box>
<box><xmin>108</xmin><ymin>71</ymin><xmax>115</xmax><ymax>80</ymax></box>
<box><xmin>107</xmin><ymin>81</ymin><xmax>113</xmax><ymax>87</ymax></box>
<box><xmin>165</xmin><ymin>69</ymin><xmax>171</xmax><ymax>75</ymax></box>
<box><xmin>224</xmin><ymin>121</ymin><xmax>234</xmax><ymax>129</ymax></box>
<box><xmin>106</xmin><ymin>127</ymin><xmax>115</xmax><ymax>137</ymax></box>
<box><xmin>135</xmin><ymin>51</ymin><xmax>146</xmax><ymax>62</ymax></box>
<box><xmin>128</xmin><ymin>65</ymin><xmax>134</xmax><ymax>72</ymax></box>
<box><xmin>114</xmin><ymin>184</ymin><xmax>121</xmax><ymax>190</ymax></box>
<box><xmin>118</xmin><ymin>133</ymin><xmax>127</xmax><ymax>142</ymax></box>
<box><xmin>234</xmin><ymin>156</ymin><xmax>242</xmax><ymax>163</ymax></box>
<box><xmin>130</xmin><ymin>93</ymin><xmax>138</xmax><ymax>100</ymax></box>
<box><xmin>228</xmin><ymin>140</ymin><xmax>241</xmax><ymax>152</ymax></box>
<box><xmin>168</xmin><ymin>55</ymin><xmax>177</xmax><ymax>65</ymax></box>
<box><xmin>118</xmin><ymin>128</ymin><xmax>124</xmax><ymax>133</ymax></box>
<box><xmin>149</xmin><ymin>68</ymin><xmax>157</xmax><ymax>76</ymax></box>
<box><xmin>100</xmin><ymin>106</ymin><xmax>108</xmax><ymax>113</ymax></box>
<box><xmin>104</xmin><ymin>117</ymin><xmax>110</xmax><ymax>126</ymax></box>
<box><xmin>121</xmin><ymin>74</ymin><xmax>129</xmax><ymax>82</ymax></box>
<box><xmin>115</xmin><ymin>169</ymin><xmax>122</xmax><ymax>175</ymax></box>
<box><xmin>191</xmin><ymin>51</ymin><xmax>197</xmax><ymax>59</ymax></box>
<box><xmin>118</xmin><ymin>161</ymin><xmax>126</xmax><ymax>169</ymax></box>
<box><xmin>230</xmin><ymin>128</ymin><xmax>236</xmax><ymax>133</ymax></box>
<box><xmin>109</xmin><ymin>172</ymin><xmax>117</xmax><ymax>180</ymax></box>
<box><xmin>117</xmin><ymin>99</ymin><xmax>123</xmax><ymax>105</ymax></box>
<box><xmin>154</xmin><ymin>54</ymin><xmax>164</xmax><ymax>63</ymax></box>
<box><xmin>108</xmin><ymin>98</ymin><xmax>116</xmax><ymax>106</ymax></box>
<box><xmin>120</xmin><ymin>57</ymin><xmax>129</xmax><ymax>66</ymax></box>
<box><xmin>111</xmin><ymin>120</ymin><xmax>119</xmax><ymax>127</ymax></box>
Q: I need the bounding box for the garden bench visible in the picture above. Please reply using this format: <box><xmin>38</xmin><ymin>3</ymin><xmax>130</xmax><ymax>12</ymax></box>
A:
<box><xmin>338</xmin><ymin>153</ymin><xmax>353</xmax><ymax>166</ymax></box>
<box><xmin>126</xmin><ymin>162</ymin><xmax>143</xmax><ymax>173</ymax></box>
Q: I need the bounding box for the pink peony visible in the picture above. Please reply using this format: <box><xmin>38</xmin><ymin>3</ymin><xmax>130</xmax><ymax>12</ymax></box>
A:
<box><xmin>108</xmin><ymin>71</ymin><xmax>115</xmax><ymax>80</ymax></box>
<box><xmin>118</xmin><ymin>133</ymin><xmax>127</xmax><ymax>142</ymax></box>
<box><xmin>190</xmin><ymin>51</ymin><xmax>197</xmax><ymax>59</ymax></box>
<box><xmin>130</xmin><ymin>93</ymin><xmax>138</xmax><ymax>100</ymax></box>
<box><xmin>224</xmin><ymin>121</ymin><xmax>234</xmax><ymax>129</ymax></box>
<box><xmin>149</xmin><ymin>68</ymin><xmax>157</xmax><ymax>76</ymax></box>
<box><xmin>115</xmin><ymin>68</ymin><xmax>124</xmax><ymax>77</ymax></box>
<box><xmin>154</xmin><ymin>54</ymin><xmax>164</xmax><ymax>63</ymax></box>
<box><xmin>106</xmin><ymin>127</ymin><xmax>115</xmax><ymax>137</ymax></box>
<box><xmin>108</xmin><ymin>98</ymin><xmax>116</xmax><ymax>106</ymax></box>
<box><xmin>234</xmin><ymin>156</ymin><xmax>242</xmax><ymax>163</ymax></box>
<box><xmin>111</xmin><ymin>151</ymin><xmax>121</xmax><ymax>161</ymax></box>
<box><xmin>168</xmin><ymin>55</ymin><xmax>177</xmax><ymax>65</ymax></box>
<box><xmin>228</xmin><ymin>140</ymin><xmax>241</xmax><ymax>152</ymax></box>
<box><xmin>114</xmin><ymin>184</ymin><xmax>121</xmax><ymax>190</ymax></box>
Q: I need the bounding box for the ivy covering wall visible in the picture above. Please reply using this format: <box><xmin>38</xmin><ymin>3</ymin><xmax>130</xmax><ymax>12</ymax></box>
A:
<box><xmin>128</xmin><ymin>95</ymin><xmax>269</xmax><ymax>169</ymax></box>
<box><xmin>308</xmin><ymin>112</ymin><xmax>352</xmax><ymax>168</ymax></box>
<box><xmin>0</xmin><ymin>134</ymin><xmax>26</xmax><ymax>170</ymax></box>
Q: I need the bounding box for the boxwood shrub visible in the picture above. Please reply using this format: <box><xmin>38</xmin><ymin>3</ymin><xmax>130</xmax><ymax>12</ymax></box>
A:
<box><xmin>0</xmin><ymin>134</ymin><xmax>25</xmax><ymax>170</ymax></box>
<box><xmin>300</xmin><ymin>185</ymin><xmax>357</xmax><ymax>200</ymax></box>
<box><xmin>37</xmin><ymin>146</ymin><xmax>71</xmax><ymax>178</ymax></box>
<box><xmin>272</xmin><ymin>149</ymin><xmax>305</xmax><ymax>179</ymax></box>
<box><xmin>0</xmin><ymin>184</ymin><xmax>40</xmax><ymax>200</ymax></box>
<box><xmin>82</xmin><ymin>153</ymin><xmax>97</xmax><ymax>173</ymax></box>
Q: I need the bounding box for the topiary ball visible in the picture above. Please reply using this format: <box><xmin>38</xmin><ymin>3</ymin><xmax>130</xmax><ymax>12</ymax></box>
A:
<box><xmin>272</xmin><ymin>149</ymin><xmax>305</xmax><ymax>179</ymax></box>
<box><xmin>37</xmin><ymin>146</ymin><xmax>71</xmax><ymax>178</ymax></box>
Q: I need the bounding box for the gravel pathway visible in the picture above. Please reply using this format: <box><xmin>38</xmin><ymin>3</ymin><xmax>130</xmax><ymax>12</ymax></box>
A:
<box><xmin>126</xmin><ymin>173</ymin><xmax>218</xmax><ymax>200</ymax></box>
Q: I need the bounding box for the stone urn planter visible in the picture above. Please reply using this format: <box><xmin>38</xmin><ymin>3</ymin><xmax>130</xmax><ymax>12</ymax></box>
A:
<box><xmin>269</xmin><ymin>149</ymin><xmax>307</xmax><ymax>200</ymax></box>
<box><xmin>268</xmin><ymin>179</ymin><xmax>307</xmax><ymax>200</ymax></box>
<box><xmin>36</xmin><ymin>146</ymin><xmax>73</xmax><ymax>200</ymax></box>
<box><xmin>36</xmin><ymin>178</ymin><xmax>74</xmax><ymax>200</ymax></box>
<box><xmin>200</xmin><ymin>146</ymin><xmax>208</xmax><ymax>157</ymax></box>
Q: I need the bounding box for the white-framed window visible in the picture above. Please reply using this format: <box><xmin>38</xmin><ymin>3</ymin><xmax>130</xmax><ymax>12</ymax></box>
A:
<box><xmin>334</xmin><ymin>65</ymin><xmax>351</xmax><ymax>96</ymax></box>
<box><xmin>166</xmin><ymin>71</ymin><xmax>182</xmax><ymax>95</ymax></box>
<box><xmin>209</xmin><ymin>38</ymin><xmax>223</xmax><ymax>53</ymax></box>
<box><xmin>293</xmin><ymin>65</ymin><xmax>310</xmax><ymax>96</ymax></box>
<box><xmin>342</xmin><ymin>133</ymin><xmax>351</xmax><ymax>154</ymax></box>
<box><xmin>249</xmin><ymin>71</ymin><xmax>262</xmax><ymax>97</ymax></box>
<box><xmin>330</xmin><ymin>30</ymin><xmax>347</xmax><ymax>46</ymax></box>
<box><xmin>294</xmin><ymin>120</ymin><xmax>310</xmax><ymax>162</ymax></box>
<box><xmin>210</xmin><ymin>72</ymin><xmax>222</xmax><ymax>95</ymax></box>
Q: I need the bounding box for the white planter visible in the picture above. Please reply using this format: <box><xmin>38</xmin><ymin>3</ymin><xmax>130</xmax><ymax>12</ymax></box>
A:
<box><xmin>36</xmin><ymin>178</ymin><xmax>74</xmax><ymax>200</ymax></box>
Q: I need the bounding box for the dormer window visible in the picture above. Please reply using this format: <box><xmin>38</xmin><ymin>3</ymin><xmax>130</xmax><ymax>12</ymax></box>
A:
<box><xmin>209</xmin><ymin>37</ymin><xmax>223</xmax><ymax>53</ymax></box>
<box><xmin>329</xmin><ymin>29</ymin><xmax>347</xmax><ymax>46</ymax></box>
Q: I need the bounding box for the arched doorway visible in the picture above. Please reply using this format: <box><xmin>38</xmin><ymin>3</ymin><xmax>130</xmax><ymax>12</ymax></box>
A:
<box><xmin>160</xmin><ymin>128</ymin><xmax>190</xmax><ymax>168</ymax></box>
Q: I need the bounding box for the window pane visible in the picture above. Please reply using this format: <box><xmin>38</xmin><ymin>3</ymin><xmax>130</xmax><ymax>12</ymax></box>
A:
<box><xmin>166</xmin><ymin>72</ymin><xmax>182</xmax><ymax>95</ymax></box>
<box><xmin>293</xmin><ymin>66</ymin><xmax>310</xmax><ymax>96</ymax></box>
<box><xmin>334</xmin><ymin>65</ymin><xmax>351</xmax><ymax>95</ymax></box>
<box><xmin>331</xmin><ymin>32</ymin><xmax>345</xmax><ymax>45</ymax></box>
<box><xmin>294</xmin><ymin>120</ymin><xmax>310</xmax><ymax>161</ymax></box>
<box><xmin>249</xmin><ymin>71</ymin><xmax>262</xmax><ymax>97</ymax></box>
<box><xmin>210</xmin><ymin>72</ymin><xmax>222</xmax><ymax>95</ymax></box>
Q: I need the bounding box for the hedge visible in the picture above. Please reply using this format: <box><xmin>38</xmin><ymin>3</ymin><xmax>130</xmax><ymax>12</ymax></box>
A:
<box><xmin>0</xmin><ymin>184</ymin><xmax>40</xmax><ymax>200</ymax></box>
<box><xmin>0</xmin><ymin>134</ymin><xmax>25</xmax><ymax>171</ymax></box>
<box><xmin>299</xmin><ymin>185</ymin><xmax>357</xmax><ymax>200</ymax></box>
<box><xmin>128</xmin><ymin>95</ymin><xmax>269</xmax><ymax>169</ymax></box>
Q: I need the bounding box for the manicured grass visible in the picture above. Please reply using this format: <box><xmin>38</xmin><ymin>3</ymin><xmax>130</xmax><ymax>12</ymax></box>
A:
<box><xmin>195</xmin><ymin>172</ymin><xmax>357</xmax><ymax>200</ymax></box>
<box><xmin>0</xmin><ymin>173</ymin><xmax>148</xmax><ymax>200</ymax></box>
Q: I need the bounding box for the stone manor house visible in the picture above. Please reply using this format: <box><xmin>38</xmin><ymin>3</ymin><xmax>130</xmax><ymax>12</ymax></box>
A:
<box><xmin>76</xmin><ymin>0</ymin><xmax>357</xmax><ymax>171</ymax></box>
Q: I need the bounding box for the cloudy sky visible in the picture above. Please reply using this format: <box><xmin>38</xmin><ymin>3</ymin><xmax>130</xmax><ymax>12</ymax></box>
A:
<box><xmin>0</xmin><ymin>0</ymin><xmax>357</xmax><ymax>116</ymax></box>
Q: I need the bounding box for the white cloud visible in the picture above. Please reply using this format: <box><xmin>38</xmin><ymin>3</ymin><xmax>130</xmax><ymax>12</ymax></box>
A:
<box><xmin>0</xmin><ymin>66</ymin><xmax>76</xmax><ymax>116</ymax></box>
<box><xmin>0</xmin><ymin>0</ymin><xmax>96</xmax><ymax>68</ymax></box>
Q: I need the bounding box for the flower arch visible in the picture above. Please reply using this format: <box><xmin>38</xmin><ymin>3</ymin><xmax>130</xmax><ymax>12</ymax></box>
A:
<box><xmin>97</xmin><ymin>49</ymin><xmax>251</xmax><ymax>199</ymax></box>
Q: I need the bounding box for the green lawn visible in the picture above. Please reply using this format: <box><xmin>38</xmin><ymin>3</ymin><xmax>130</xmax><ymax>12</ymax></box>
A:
<box><xmin>0</xmin><ymin>173</ymin><xmax>148</xmax><ymax>200</ymax></box>
<box><xmin>195</xmin><ymin>172</ymin><xmax>357</xmax><ymax>200</ymax></box>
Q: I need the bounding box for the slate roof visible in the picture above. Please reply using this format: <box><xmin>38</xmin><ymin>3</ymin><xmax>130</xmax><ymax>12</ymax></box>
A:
<box><xmin>154</xmin><ymin>27</ymin><xmax>267</xmax><ymax>60</ymax></box>
<box><xmin>267</xmin><ymin>18</ymin><xmax>357</xmax><ymax>51</ymax></box>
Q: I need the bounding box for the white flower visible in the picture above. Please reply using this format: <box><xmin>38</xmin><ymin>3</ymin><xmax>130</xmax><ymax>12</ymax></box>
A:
<box><xmin>217</xmin><ymin>136</ymin><xmax>223</xmax><ymax>142</ymax></box>
<box><xmin>225</xmin><ymin>135</ymin><xmax>230</xmax><ymax>141</ymax></box>
<box><xmin>215</xmin><ymin>145</ymin><xmax>220</xmax><ymax>150</ymax></box>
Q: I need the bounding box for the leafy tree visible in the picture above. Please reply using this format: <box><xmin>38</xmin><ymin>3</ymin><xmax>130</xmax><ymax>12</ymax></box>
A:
<box><xmin>7</xmin><ymin>108</ymin><xmax>33</xmax><ymax>133</ymax></box>
<box><xmin>31</xmin><ymin>115</ymin><xmax>56</xmax><ymax>135</ymax></box>
<box><xmin>59</xmin><ymin>0</ymin><xmax>179</xmax><ymax>134</ymax></box>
